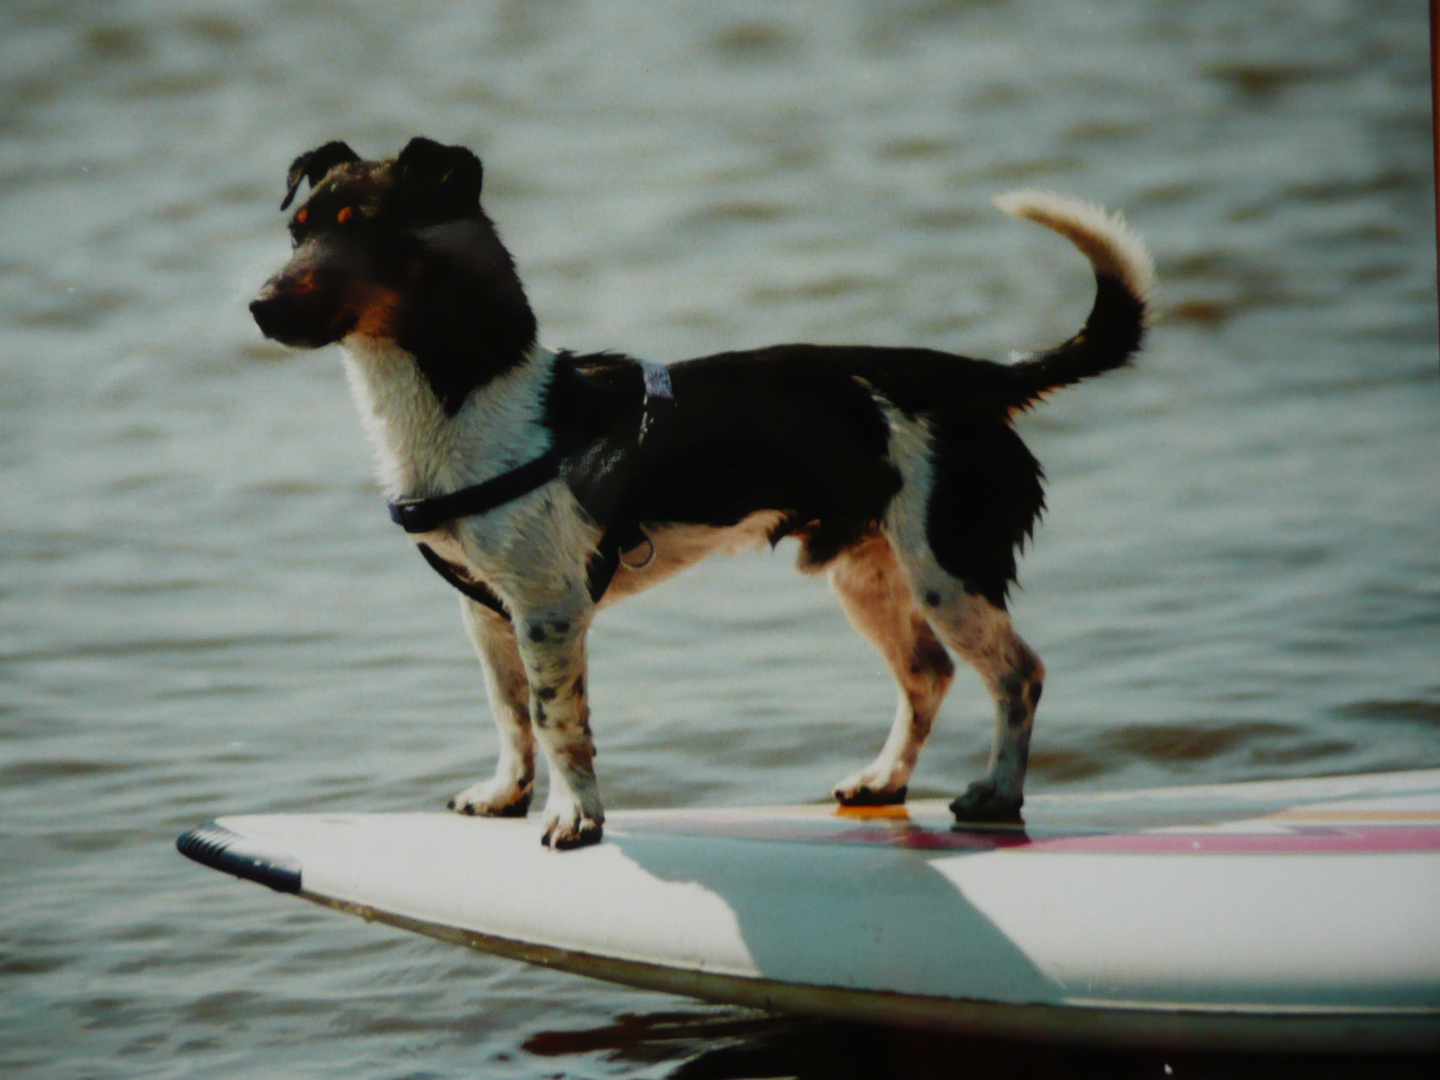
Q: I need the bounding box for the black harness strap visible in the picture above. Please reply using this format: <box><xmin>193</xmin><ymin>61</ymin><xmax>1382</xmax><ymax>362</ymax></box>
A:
<box><xmin>414</xmin><ymin>527</ymin><xmax>622</xmax><ymax>616</ymax></box>
<box><xmin>415</xmin><ymin>544</ymin><xmax>510</xmax><ymax>619</ymax></box>
<box><xmin>392</xmin><ymin>451</ymin><xmax>563</xmax><ymax>621</ymax></box>
<box><xmin>584</xmin><ymin>535</ymin><xmax>624</xmax><ymax>605</ymax></box>
<box><xmin>388</xmin><ymin>446</ymin><xmax>565</xmax><ymax>535</ymax></box>
<box><xmin>396</xmin><ymin>450</ymin><xmax>619</xmax><ymax>613</ymax></box>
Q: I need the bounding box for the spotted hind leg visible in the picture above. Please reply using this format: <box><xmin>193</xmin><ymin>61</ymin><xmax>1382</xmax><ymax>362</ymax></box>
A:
<box><xmin>873</xmin><ymin>402</ymin><xmax>1046</xmax><ymax>823</ymax></box>
<box><xmin>828</xmin><ymin>534</ymin><xmax>955</xmax><ymax>806</ymax></box>
<box><xmin>916</xmin><ymin>584</ymin><xmax>1044</xmax><ymax>822</ymax></box>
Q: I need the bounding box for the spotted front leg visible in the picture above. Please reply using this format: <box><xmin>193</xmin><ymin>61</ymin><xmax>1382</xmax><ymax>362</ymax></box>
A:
<box><xmin>513</xmin><ymin>607</ymin><xmax>604</xmax><ymax>849</ymax></box>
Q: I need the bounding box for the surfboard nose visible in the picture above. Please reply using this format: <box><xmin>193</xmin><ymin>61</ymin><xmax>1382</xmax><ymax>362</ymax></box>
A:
<box><xmin>177</xmin><ymin>821</ymin><xmax>302</xmax><ymax>894</ymax></box>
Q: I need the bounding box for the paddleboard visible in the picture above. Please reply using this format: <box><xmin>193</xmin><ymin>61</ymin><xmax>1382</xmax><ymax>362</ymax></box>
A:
<box><xmin>177</xmin><ymin>769</ymin><xmax>1440</xmax><ymax>1050</ymax></box>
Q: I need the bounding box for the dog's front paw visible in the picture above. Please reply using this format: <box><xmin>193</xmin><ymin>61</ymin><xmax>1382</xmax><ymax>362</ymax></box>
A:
<box><xmin>832</xmin><ymin>769</ymin><xmax>908</xmax><ymax>807</ymax></box>
<box><xmin>448</xmin><ymin>778</ymin><xmax>532</xmax><ymax>818</ymax></box>
<box><xmin>540</xmin><ymin>802</ymin><xmax>604</xmax><ymax>850</ymax></box>
<box><xmin>949</xmin><ymin>778</ymin><xmax>1024</xmax><ymax>824</ymax></box>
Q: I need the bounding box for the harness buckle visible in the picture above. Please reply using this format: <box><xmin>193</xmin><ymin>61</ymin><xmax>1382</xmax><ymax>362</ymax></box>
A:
<box><xmin>388</xmin><ymin>499</ymin><xmax>432</xmax><ymax>533</ymax></box>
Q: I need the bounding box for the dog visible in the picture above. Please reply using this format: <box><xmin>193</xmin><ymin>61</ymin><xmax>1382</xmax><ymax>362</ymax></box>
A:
<box><xmin>250</xmin><ymin>137</ymin><xmax>1150</xmax><ymax>849</ymax></box>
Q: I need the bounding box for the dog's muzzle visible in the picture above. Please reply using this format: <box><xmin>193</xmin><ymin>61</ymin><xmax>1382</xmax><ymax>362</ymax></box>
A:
<box><xmin>250</xmin><ymin>272</ymin><xmax>356</xmax><ymax>348</ymax></box>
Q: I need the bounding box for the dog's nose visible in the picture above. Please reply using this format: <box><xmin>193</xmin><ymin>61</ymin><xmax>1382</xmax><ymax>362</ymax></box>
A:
<box><xmin>249</xmin><ymin>284</ymin><xmax>315</xmax><ymax>345</ymax></box>
<box><xmin>249</xmin><ymin>293</ymin><xmax>287</xmax><ymax>340</ymax></box>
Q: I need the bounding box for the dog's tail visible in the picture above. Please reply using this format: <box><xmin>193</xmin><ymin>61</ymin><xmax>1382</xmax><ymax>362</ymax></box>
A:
<box><xmin>994</xmin><ymin>190</ymin><xmax>1153</xmax><ymax>412</ymax></box>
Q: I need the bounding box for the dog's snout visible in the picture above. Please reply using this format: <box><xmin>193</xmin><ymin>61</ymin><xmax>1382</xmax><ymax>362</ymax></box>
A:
<box><xmin>249</xmin><ymin>271</ymin><xmax>354</xmax><ymax>349</ymax></box>
<box><xmin>249</xmin><ymin>286</ymin><xmax>295</xmax><ymax>341</ymax></box>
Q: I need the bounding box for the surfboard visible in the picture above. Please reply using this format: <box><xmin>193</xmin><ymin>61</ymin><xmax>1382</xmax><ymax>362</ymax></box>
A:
<box><xmin>177</xmin><ymin>769</ymin><xmax>1440</xmax><ymax>1050</ymax></box>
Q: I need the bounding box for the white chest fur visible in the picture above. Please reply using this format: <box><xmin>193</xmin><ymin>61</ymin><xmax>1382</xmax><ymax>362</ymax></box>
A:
<box><xmin>338</xmin><ymin>337</ymin><xmax>557</xmax><ymax>501</ymax></box>
<box><xmin>338</xmin><ymin>337</ymin><xmax>602</xmax><ymax>613</ymax></box>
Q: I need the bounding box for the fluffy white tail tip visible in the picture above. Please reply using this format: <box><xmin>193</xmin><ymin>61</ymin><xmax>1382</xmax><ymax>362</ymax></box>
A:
<box><xmin>994</xmin><ymin>189</ymin><xmax>1154</xmax><ymax>301</ymax></box>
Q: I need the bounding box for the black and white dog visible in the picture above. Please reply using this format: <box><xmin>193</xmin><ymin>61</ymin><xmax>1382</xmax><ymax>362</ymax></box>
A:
<box><xmin>250</xmin><ymin>137</ymin><xmax>1150</xmax><ymax>849</ymax></box>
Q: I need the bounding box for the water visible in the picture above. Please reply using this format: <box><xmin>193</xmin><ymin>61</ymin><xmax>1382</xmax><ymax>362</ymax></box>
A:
<box><xmin>1</xmin><ymin>1</ymin><xmax>1436</xmax><ymax>1076</ymax></box>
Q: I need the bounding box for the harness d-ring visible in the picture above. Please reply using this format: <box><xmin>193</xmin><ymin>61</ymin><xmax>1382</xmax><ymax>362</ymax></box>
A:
<box><xmin>618</xmin><ymin>532</ymin><xmax>656</xmax><ymax>570</ymax></box>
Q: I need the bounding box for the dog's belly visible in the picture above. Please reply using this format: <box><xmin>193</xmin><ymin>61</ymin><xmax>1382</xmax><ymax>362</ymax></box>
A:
<box><xmin>412</xmin><ymin>510</ymin><xmax>792</xmax><ymax>610</ymax></box>
<box><xmin>599</xmin><ymin>510</ymin><xmax>792</xmax><ymax>605</ymax></box>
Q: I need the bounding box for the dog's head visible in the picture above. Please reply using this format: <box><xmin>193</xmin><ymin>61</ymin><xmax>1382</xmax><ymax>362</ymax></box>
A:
<box><xmin>250</xmin><ymin>137</ymin><xmax>536</xmax><ymax>411</ymax></box>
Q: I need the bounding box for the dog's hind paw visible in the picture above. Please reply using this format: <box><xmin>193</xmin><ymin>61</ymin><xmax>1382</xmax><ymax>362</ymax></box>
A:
<box><xmin>448</xmin><ymin>779</ymin><xmax>532</xmax><ymax>818</ymax></box>
<box><xmin>949</xmin><ymin>778</ymin><xmax>1024</xmax><ymax>824</ymax></box>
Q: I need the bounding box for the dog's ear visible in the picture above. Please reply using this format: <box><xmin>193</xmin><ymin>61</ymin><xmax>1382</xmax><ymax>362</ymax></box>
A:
<box><xmin>280</xmin><ymin>141</ymin><xmax>361</xmax><ymax>210</ymax></box>
<box><xmin>392</xmin><ymin>137</ymin><xmax>483</xmax><ymax>222</ymax></box>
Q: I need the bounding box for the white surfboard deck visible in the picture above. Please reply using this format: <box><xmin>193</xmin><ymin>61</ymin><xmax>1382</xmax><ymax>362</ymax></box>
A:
<box><xmin>178</xmin><ymin>769</ymin><xmax>1440</xmax><ymax>1050</ymax></box>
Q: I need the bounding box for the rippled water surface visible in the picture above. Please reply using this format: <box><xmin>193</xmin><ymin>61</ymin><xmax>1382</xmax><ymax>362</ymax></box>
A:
<box><xmin>2</xmin><ymin>1</ymin><xmax>1437</xmax><ymax>1077</ymax></box>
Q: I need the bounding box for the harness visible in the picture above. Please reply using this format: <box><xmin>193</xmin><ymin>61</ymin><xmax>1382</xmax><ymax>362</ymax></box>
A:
<box><xmin>388</xmin><ymin>358</ymin><xmax>674</xmax><ymax>621</ymax></box>
<box><xmin>387</xmin><ymin>447</ymin><xmax>565</xmax><ymax>535</ymax></box>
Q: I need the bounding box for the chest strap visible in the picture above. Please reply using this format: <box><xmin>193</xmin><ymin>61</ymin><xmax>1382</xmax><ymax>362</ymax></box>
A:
<box><xmin>414</xmin><ymin>538</ymin><xmax>620</xmax><ymax>622</ymax></box>
<box><xmin>416</xmin><ymin>543</ymin><xmax>510</xmax><ymax>620</ymax></box>
<box><xmin>394</xmin><ymin>450</ymin><xmax>622</xmax><ymax>613</ymax></box>
<box><xmin>388</xmin><ymin>445</ymin><xmax>565</xmax><ymax>535</ymax></box>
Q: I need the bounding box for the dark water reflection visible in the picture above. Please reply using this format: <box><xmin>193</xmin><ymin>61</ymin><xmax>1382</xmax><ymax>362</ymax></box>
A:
<box><xmin>1</xmin><ymin>0</ymin><xmax>1436</xmax><ymax>1076</ymax></box>
<box><xmin>525</xmin><ymin>1010</ymin><xmax>1440</xmax><ymax>1080</ymax></box>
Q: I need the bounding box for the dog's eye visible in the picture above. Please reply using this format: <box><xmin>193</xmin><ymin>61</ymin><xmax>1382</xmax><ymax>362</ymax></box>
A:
<box><xmin>295</xmin><ymin>207</ymin><xmax>308</xmax><ymax>225</ymax></box>
<box><xmin>337</xmin><ymin>206</ymin><xmax>355</xmax><ymax>225</ymax></box>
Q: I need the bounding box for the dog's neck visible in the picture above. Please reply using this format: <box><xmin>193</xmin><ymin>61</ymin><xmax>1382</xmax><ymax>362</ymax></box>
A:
<box><xmin>339</xmin><ymin>335</ymin><xmax>556</xmax><ymax>500</ymax></box>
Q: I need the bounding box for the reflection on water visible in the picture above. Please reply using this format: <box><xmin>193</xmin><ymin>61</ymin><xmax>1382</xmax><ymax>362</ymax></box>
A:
<box><xmin>1</xmin><ymin>0</ymin><xmax>1436</xmax><ymax>1076</ymax></box>
<box><xmin>524</xmin><ymin>1010</ymin><xmax>1440</xmax><ymax>1080</ymax></box>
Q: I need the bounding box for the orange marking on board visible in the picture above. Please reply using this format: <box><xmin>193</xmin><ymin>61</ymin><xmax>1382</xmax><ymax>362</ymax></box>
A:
<box><xmin>833</xmin><ymin>804</ymin><xmax>911</xmax><ymax>821</ymax></box>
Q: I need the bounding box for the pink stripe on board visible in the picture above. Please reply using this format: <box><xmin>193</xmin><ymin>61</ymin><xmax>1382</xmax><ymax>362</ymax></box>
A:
<box><xmin>1026</xmin><ymin>824</ymin><xmax>1440</xmax><ymax>855</ymax></box>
